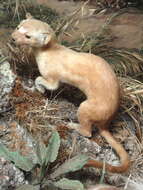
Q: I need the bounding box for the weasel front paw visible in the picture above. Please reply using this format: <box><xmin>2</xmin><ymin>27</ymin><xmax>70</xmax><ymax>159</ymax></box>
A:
<box><xmin>35</xmin><ymin>84</ymin><xmax>46</xmax><ymax>93</ymax></box>
<box><xmin>35</xmin><ymin>76</ymin><xmax>59</xmax><ymax>93</ymax></box>
<box><xmin>35</xmin><ymin>76</ymin><xmax>46</xmax><ymax>93</ymax></box>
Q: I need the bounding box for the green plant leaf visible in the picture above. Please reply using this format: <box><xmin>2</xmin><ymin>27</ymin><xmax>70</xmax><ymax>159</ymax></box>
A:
<box><xmin>39</xmin><ymin>160</ymin><xmax>47</xmax><ymax>182</ymax></box>
<box><xmin>50</xmin><ymin>154</ymin><xmax>89</xmax><ymax>179</ymax></box>
<box><xmin>16</xmin><ymin>184</ymin><xmax>40</xmax><ymax>190</ymax></box>
<box><xmin>0</xmin><ymin>143</ymin><xmax>34</xmax><ymax>171</ymax></box>
<box><xmin>0</xmin><ymin>56</ymin><xmax>8</xmax><ymax>63</ymax></box>
<box><xmin>35</xmin><ymin>141</ymin><xmax>47</xmax><ymax>165</ymax></box>
<box><xmin>53</xmin><ymin>178</ymin><xmax>84</xmax><ymax>190</ymax></box>
<box><xmin>45</xmin><ymin>131</ymin><xmax>60</xmax><ymax>165</ymax></box>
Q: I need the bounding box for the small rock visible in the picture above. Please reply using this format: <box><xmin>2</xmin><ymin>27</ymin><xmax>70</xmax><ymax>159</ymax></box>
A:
<box><xmin>0</xmin><ymin>54</ymin><xmax>16</xmax><ymax>113</ymax></box>
<box><xmin>0</xmin><ymin>157</ymin><xmax>26</xmax><ymax>190</ymax></box>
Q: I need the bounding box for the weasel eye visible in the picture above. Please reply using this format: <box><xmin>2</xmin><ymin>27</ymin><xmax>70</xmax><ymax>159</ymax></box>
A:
<box><xmin>25</xmin><ymin>34</ymin><xmax>31</xmax><ymax>39</ymax></box>
<box><xmin>16</xmin><ymin>26</ymin><xmax>20</xmax><ymax>30</ymax></box>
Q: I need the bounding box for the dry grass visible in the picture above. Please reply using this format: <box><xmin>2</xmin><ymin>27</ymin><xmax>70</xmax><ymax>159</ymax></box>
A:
<box><xmin>119</xmin><ymin>77</ymin><xmax>143</xmax><ymax>141</ymax></box>
<box><xmin>9</xmin><ymin>78</ymin><xmax>71</xmax><ymax>136</ymax></box>
<box><xmin>104</xmin><ymin>49</ymin><xmax>143</xmax><ymax>77</ymax></box>
<box><xmin>7</xmin><ymin>43</ymin><xmax>38</xmax><ymax>79</ymax></box>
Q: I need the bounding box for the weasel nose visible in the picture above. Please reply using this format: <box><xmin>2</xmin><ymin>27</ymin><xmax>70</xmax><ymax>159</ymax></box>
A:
<box><xmin>12</xmin><ymin>38</ymin><xmax>15</xmax><ymax>42</ymax></box>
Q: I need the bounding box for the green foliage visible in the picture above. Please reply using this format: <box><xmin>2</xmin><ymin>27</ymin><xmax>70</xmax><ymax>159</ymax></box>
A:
<box><xmin>0</xmin><ymin>143</ymin><xmax>34</xmax><ymax>171</ymax></box>
<box><xmin>0</xmin><ymin>131</ymin><xmax>88</xmax><ymax>190</ymax></box>
<box><xmin>35</xmin><ymin>131</ymin><xmax>60</xmax><ymax>166</ymax></box>
<box><xmin>45</xmin><ymin>130</ymin><xmax>60</xmax><ymax>164</ymax></box>
<box><xmin>54</xmin><ymin>178</ymin><xmax>84</xmax><ymax>190</ymax></box>
<box><xmin>34</xmin><ymin>131</ymin><xmax>61</xmax><ymax>182</ymax></box>
<box><xmin>0</xmin><ymin>56</ymin><xmax>8</xmax><ymax>64</ymax></box>
<box><xmin>50</xmin><ymin>154</ymin><xmax>89</xmax><ymax>179</ymax></box>
<box><xmin>16</xmin><ymin>184</ymin><xmax>40</xmax><ymax>190</ymax></box>
<box><xmin>35</xmin><ymin>142</ymin><xmax>47</xmax><ymax>166</ymax></box>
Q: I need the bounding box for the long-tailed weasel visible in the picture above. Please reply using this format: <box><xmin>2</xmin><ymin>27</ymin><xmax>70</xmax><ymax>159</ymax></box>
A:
<box><xmin>11</xmin><ymin>13</ymin><xmax>130</xmax><ymax>173</ymax></box>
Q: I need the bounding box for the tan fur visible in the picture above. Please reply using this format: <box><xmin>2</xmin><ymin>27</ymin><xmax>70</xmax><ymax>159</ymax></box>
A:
<box><xmin>11</xmin><ymin>14</ymin><xmax>130</xmax><ymax>173</ymax></box>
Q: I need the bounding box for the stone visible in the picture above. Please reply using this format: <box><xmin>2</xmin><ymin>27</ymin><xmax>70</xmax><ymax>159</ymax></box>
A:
<box><xmin>0</xmin><ymin>52</ymin><xmax>16</xmax><ymax>113</ymax></box>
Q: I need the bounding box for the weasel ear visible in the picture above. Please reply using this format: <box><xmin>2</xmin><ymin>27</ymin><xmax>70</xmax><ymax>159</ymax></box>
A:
<box><xmin>44</xmin><ymin>35</ymin><xmax>52</xmax><ymax>45</ymax></box>
<box><xmin>26</xmin><ymin>12</ymin><xmax>33</xmax><ymax>19</ymax></box>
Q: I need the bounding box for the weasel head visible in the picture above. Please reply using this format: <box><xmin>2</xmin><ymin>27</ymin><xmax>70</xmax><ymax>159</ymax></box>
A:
<box><xmin>11</xmin><ymin>14</ymin><xmax>55</xmax><ymax>48</ymax></box>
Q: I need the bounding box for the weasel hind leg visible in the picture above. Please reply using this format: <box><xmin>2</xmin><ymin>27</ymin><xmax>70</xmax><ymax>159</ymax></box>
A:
<box><xmin>77</xmin><ymin>100</ymin><xmax>95</xmax><ymax>137</ymax></box>
<box><xmin>77</xmin><ymin>100</ymin><xmax>130</xmax><ymax>173</ymax></box>
<box><xmin>77</xmin><ymin>99</ymin><xmax>111</xmax><ymax>137</ymax></box>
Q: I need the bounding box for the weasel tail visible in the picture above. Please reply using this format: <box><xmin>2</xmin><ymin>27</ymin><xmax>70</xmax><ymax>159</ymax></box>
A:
<box><xmin>85</xmin><ymin>130</ymin><xmax>130</xmax><ymax>173</ymax></box>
